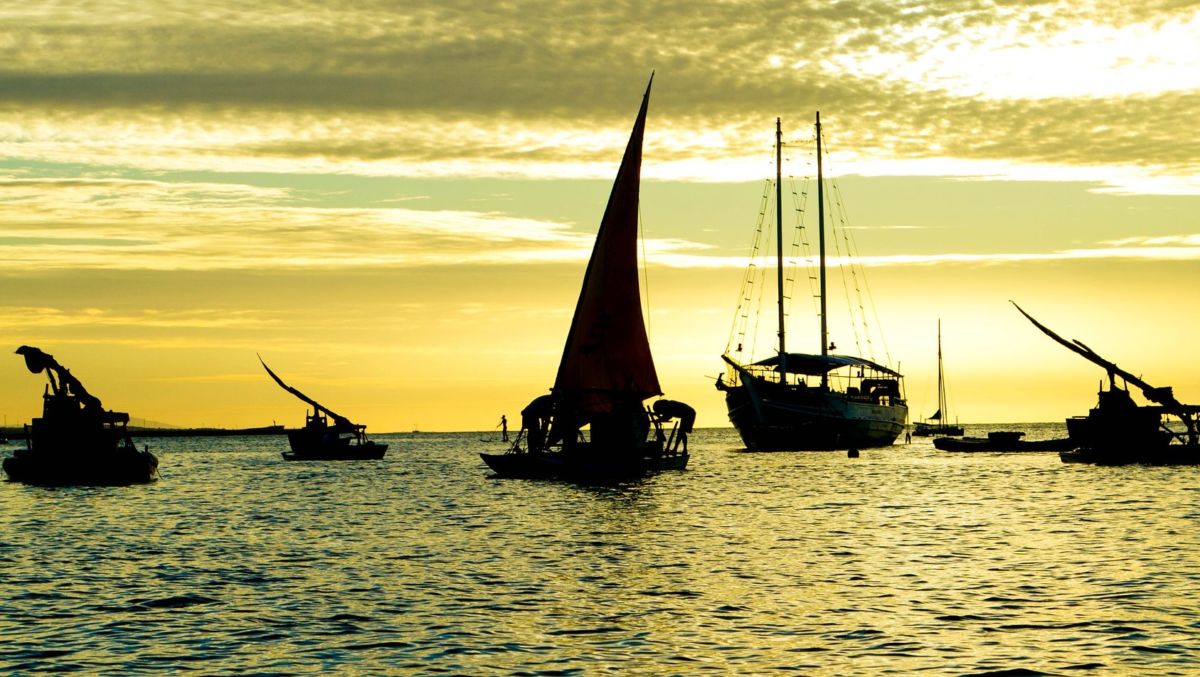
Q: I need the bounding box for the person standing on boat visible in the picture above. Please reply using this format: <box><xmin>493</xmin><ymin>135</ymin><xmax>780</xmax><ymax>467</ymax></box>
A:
<box><xmin>521</xmin><ymin>395</ymin><xmax>554</xmax><ymax>453</ymax></box>
<box><xmin>499</xmin><ymin>415</ymin><xmax>508</xmax><ymax>442</ymax></box>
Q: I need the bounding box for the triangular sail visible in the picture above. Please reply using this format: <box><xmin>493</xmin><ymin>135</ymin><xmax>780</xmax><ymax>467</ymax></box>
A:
<box><xmin>928</xmin><ymin>408</ymin><xmax>942</xmax><ymax>421</ymax></box>
<box><xmin>553</xmin><ymin>76</ymin><xmax>662</xmax><ymax>412</ymax></box>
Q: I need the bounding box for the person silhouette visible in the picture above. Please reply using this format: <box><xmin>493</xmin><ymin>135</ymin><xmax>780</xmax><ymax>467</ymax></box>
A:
<box><xmin>500</xmin><ymin>415</ymin><xmax>508</xmax><ymax>442</ymax></box>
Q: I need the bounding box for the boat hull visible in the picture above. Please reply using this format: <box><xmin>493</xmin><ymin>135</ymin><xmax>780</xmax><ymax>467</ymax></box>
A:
<box><xmin>3</xmin><ymin>447</ymin><xmax>158</xmax><ymax>485</ymax></box>
<box><xmin>912</xmin><ymin>424</ymin><xmax>964</xmax><ymax>437</ymax></box>
<box><xmin>721</xmin><ymin>379</ymin><xmax>906</xmax><ymax>451</ymax></box>
<box><xmin>480</xmin><ymin>450</ymin><xmax>688</xmax><ymax>481</ymax></box>
<box><xmin>1060</xmin><ymin>401</ymin><xmax>1200</xmax><ymax>465</ymax></box>
<box><xmin>5</xmin><ymin>414</ymin><xmax>158</xmax><ymax>486</ymax></box>
<box><xmin>934</xmin><ymin>437</ymin><xmax>1075</xmax><ymax>452</ymax></box>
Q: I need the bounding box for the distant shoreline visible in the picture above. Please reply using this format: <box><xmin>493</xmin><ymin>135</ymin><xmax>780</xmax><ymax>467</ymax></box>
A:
<box><xmin>0</xmin><ymin>424</ymin><xmax>287</xmax><ymax>441</ymax></box>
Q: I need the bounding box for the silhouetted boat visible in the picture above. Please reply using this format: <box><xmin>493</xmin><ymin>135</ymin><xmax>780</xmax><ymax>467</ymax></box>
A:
<box><xmin>716</xmin><ymin>115</ymin><xmax>907</xmax><ymax>450</ymax></box>
<box><xmin>479</xmin><ymin>76</ymin><xmax>693</xmax><ymax>480</ymax></box>
<box><xmin>933</xmin><ymin>431</ymin><xmax>1074</xmax><ymax>452</ymax></box>
<box><xmin>913</xmin><ymin>320</ymin><xmax>964</xmax><ymax>437</ymax></box>
<box><xmin>3</xmin><ymin>346</ymin><xmax>158</xmax><ymax>485</ymax></box>
<box><xmin>1014</xmin><ymin>302</ymin><xmax>1200</xmax><ymax>465</ymax></box>
<box><xmin>259</xmin><ymin>356</ymin><xmax>387</xmax><ymax>461</ymax></box>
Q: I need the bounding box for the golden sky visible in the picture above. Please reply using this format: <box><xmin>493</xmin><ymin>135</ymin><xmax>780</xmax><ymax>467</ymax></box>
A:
<box><xmin>2</xmin><ymin>1</ymin><xmax>1199</xmax><ymax>431</ymax></box>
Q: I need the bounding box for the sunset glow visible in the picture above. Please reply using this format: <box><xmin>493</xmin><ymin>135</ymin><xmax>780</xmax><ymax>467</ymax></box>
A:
<box><xmin>3</xmin><ymin>1</ymin><xmax>1199</xmax><ymax>431</ymax></box>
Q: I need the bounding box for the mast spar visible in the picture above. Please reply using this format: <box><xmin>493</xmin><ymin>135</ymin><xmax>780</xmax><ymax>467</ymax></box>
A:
<box><xmin>937</xmin><ymin>319</ymin><xmax>945</xmax><ymax>419</ymax></box>
<box><xmin>816</xmin><ymin>112</ymin><xmax>828</xmax><ymax>388</ymax></box>
<box><xmin>775</xmin><ymin>118</ymin><xmax>786</xmax><ymax>376</ymax></box>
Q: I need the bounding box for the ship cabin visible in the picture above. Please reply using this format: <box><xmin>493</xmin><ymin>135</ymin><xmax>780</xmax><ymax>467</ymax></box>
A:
<box><xmin>723</xmin><ymin>353</ymin><xmax>904</xmax><ymax>407</ymax></box>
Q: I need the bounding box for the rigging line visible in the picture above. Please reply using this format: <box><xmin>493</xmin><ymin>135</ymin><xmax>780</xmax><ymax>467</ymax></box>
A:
<box><xmin>726</xmin><ymin>179</ymin><xmax>772</xmax><ymax>355</ymax></box>
<box><xmin>823</xmin><ymin>169</ymin><xmax>863</xmax><ymax>356</ymax></box>
<box><xmin>822</xmin><ymin>134</ymin><xmax>877</xmax><ymax>362</ymax></box>
<box><xmin>751</xmin><ymin>186</ymin><xmax>774</xmax><ymax>359</ymax></box>
<box><xmin>831</xmin><ymin>183</ymin><xmax>871</xmax><ymax>359</ymax></box>
<box><xmin>789</xmin><ymin>173</ymin><xmax>820</xmax><ymax>329</ymax></box>
<box><xmin>779</xmin><ymin>146</ymin><xmax>805</xmax><ymax>338</ymax></box>
<box><xmin>823</xmin><ymin>134</ymin><xmax>893</xmax><ymax>368</ymax></box>
<box><xmin>833</xmin><ymin>181</ymin><xmax>876</xmax><ymax>360</ymax></box>
<box><xmin>830</xmin><ymin>173</ymin><xmax>894</xmax><ymax>368</ymax></box>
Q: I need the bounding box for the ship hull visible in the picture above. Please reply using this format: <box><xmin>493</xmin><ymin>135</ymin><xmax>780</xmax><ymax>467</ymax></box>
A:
<box><xmin>282</xmin><ymin>430</ymin><xmax>387</xmax><ymax>461</ymax></box>
<box><xmin>3</xmin><ymin>447</ymin><xmax>158</xmax><ymax>485</ymax></box>
<box><xmin>722</xmin><ymin>379</ymin><xmax>906</xmax><ymax>451</ymax></box>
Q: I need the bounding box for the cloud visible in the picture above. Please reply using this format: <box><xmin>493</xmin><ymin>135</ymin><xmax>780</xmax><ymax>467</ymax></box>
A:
<box><xmin>0</xmin><ymin>2</ymin><xmax>1198</xmax><ymax>192</ymax></box>
<box><xmin>0</xmin><ymin>174</ymin><xmax>716</xmax><ymax>270</ymax></box>
<box><xmin>0</xmin><ymin>306</ymin><xmax>278</xmax><ymax>329</ymax></box>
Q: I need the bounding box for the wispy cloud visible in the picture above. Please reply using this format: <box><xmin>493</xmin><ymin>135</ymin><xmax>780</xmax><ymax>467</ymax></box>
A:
<box><xmin>0</xmin><ymin>306</ymin><xmax>278</xmax><ymax>329</ymax></box>
<box><xmin>0</xmin><ymin>2</ymin><xmax>1197</xmax><ymax>192</ymax></box>
<box><xmin>0</xmin><ymin>175</ymin><xmax>715</xmax><ymax>270</ymax></box>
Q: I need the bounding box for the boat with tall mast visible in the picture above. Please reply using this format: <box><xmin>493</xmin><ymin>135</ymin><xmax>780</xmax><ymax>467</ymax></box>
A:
<box><xmin>913</xmin><ymin>319</ymin><xmax>964</xmax><ymax>437</ymax></box>
<box><xmin>480</xmin><ymin>76</ymin><xmax>694</xmax><ymax>480</ymax></box>
<box><xmin>716</xmin><ymin>115</ymin><xmax>907</xmax><ymax>450</ymax></box>
<box><xmin>259</xmin><ymin>356</ymin><xmax>387</xmax><ymax>461</ymax></box>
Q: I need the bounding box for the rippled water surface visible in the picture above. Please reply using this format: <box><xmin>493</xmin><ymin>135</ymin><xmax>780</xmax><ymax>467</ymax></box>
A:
<box><xmin>2</xmin><ymin>424</ymin><xmax>1199</xmax><ymax>674</ymax></box>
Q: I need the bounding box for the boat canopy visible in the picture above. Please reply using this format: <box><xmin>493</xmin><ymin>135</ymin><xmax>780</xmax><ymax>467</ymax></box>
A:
<box><xmin>750</xmin><ymin>353</ymin><xmax>901</xmax><ymax>378</ymax></box>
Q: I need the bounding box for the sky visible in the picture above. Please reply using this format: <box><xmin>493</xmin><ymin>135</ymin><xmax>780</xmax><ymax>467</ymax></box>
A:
<box><xmin>2</xmin><ymin>0</ymin><xmax>1199</xmax><ymax>432</ymax></box>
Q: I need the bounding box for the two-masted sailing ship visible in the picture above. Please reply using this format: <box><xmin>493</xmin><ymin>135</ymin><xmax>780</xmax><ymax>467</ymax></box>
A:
<box><xmin>480</xmin><ymin>77</ymin><xmax>694</xmax><ymax>480</ymax></box>
<box><xmin>259</xmin><ymin>356</ymin><xmax>387</xmax><ymax>461</ymax></box>
<box><xmin>1014</xmin><ymin>303</ymin><xmax>1200</xmax><ymax>465</ymax></box>
<box><xmin>717</xmin><ymin>115</ymin><xmax>907</xmax><ymax>450</ymax></box>
<box><xmin>4</xmin><ymin>346</ymin><xmax>158</xmax><ymax>485</ymax></box>
<box><xmin>913</xmin><ymin>320</ymin><xmax>964</xmax><ymax>437</ymax></box>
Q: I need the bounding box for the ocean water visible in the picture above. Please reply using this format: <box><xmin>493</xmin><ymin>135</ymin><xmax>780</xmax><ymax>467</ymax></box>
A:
<box><xmin>1</xmin><ymin>423</ymin><xmax>1198</xmax><ymax>675</ymax></box>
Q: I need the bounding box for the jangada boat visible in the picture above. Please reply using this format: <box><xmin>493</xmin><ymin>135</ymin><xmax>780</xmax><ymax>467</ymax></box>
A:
<box><xmin>3</xmin><ymin>346</ymin><xmax>158</xmax><ymax>485</ymax></box>
<box><xmin>912</xmin><ymin>320</ymin><xmax>964</xmax><ymax>437</ymax></box>
<box><xmin>479</xmin><ymin>76</ymin><xmax>694</xmax><ymax>481</ymax></box>
<box><xmin>1013</xmin><ymin>302</ymin><xmax>1200</xmax><ymax>465</ymax></box>
<box><xmin>259</xmin><ymin>356</ymin><xmax>387</xmax><ymax>461</ymax></box>
<box><xmin>716</xmin><ymin>115</ymin><xmax>907</xmax><ymax>450</ymax></box>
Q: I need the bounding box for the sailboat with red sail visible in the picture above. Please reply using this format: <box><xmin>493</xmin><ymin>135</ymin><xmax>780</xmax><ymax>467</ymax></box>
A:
<box><xmin>479</xmin><ymin>76</ymin><xmax>694</xmax><ymax>480</ymax></box>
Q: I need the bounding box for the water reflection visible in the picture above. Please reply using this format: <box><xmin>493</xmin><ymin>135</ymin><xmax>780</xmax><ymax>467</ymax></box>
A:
<box><xmin>0</xmin><ymin>426</ymin><xmax>1198</xmax><ymax>673</ymax></box>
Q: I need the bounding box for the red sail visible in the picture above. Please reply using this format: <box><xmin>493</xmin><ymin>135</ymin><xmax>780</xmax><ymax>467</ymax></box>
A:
<box><xmin>553</xmin><ymin>78</ymin><xmax>662</xmax><ymax>412</ymax></box>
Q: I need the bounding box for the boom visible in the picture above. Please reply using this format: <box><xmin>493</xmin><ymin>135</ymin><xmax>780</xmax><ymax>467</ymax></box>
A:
<box><xmin>258</xmin><ymin>355</ymin><xmax>354</xmax><ymax>430</ymax></box>
<box><xmin>16</xmin><ymin>346</ymin><xmax>103</xmax><ymax>411</ymax></box>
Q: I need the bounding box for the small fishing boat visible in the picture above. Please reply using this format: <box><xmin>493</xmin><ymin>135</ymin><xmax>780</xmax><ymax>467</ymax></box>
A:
<box><xmin>3</xmin><ymin>346</ymin><xmax>158</xmax><ymax>485</ymax></box>
<box><xmin>933</xmin><ymin>431</ymin><xmax>1074</xmax><ymax>452</ymax></box>
<box><xmin>1014</xmin><ymin>302</ymin><xmax>1200</xmax><ymax>465</ymax></box>
<box><xmin>259</xmin><ymin>356</ymin><xmax>387</xmax><ymax>461</ymax></box>
<box><xmin>479</xmin><ymin>76</ymin><xmax>693</xmax><ymax>481</ymax></box>
<box><xmin>716</xmin><ymin>114</ymin><xmax>907</xmax><ymax>450</ymax></box>
<box><xmin>912</xmin><ymin>320</ymin><xmax>964</xmax><ymax>437</ymax></box>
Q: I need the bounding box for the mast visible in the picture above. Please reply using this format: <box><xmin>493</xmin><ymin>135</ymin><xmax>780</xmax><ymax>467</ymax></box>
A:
<box><xmin>937</xmin><ymin>319</ymin><xmax>946</xmax><ymax>422</ymax></box>
<box><xmin>816</xmin><ymin>112</ymin><xmax>828</xmax><ymax>388</ymax></box>
<box><xmin>774</xmin><ymin>118</ymin><xmax>786</xmax><ymax>376</ymax></box>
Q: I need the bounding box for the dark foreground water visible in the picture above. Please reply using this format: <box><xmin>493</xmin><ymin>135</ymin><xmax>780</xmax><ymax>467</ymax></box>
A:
<box><xmin>1</xmin><ymin>424</ymin><xmax>1198</xmax><ymax>675</ymax></box>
